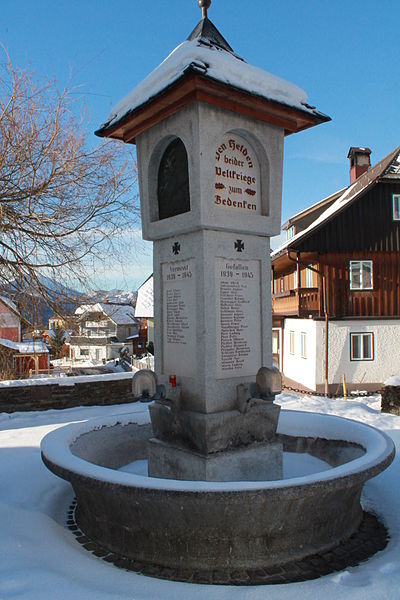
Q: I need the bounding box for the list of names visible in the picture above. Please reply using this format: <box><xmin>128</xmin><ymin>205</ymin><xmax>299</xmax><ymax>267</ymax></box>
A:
<box><xmin>162</xmin><ymin>259</ymin><xmax>196</xmax><ymax>377</ymax></box>
<box><xmin>215</xmin><ymin>258</ymin><xmax>261</xmax><ymax>378</ymax></box>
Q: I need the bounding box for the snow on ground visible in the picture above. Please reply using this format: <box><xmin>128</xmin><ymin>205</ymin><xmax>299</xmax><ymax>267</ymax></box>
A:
<box><xmin>0</xmin><ymin>394</ymin><xmax>399</xmax><ymax>599</ymax></box>
<box><xmin>385</xmin><ymin>375</ymin><xmax>400</xmax><ymax>387</ymax></box>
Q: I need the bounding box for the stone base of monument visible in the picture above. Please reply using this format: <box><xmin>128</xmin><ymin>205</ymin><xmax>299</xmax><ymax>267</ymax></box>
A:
<box><xmin>148</xmin><ymin>437</ymin><xmax>283</xmax><ymax>481</ymax></box>
<box><xmin>148</xmin><ymin>396</ymin><xmax>283</xmax><ymax>481</ymax></box>
<box><xmin>148</xmin><ymin>400</ymin><xmax>281</xmax><ymax>454</ymax></box>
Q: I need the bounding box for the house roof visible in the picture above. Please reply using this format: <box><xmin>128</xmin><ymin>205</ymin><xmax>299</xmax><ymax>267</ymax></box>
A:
<box><xmin>273</xmin><ymin>145</ymin><xmax>400</xmax><ymax>257</ymax></box>
<box><xmin>135</xmin><ymin>275</ymin><xmax>154</xmax><ymax>319</ymax></box>
<box><xmin>281</xmin><ymin>187</ymin><xmax>346</xmax><ymax>231</ymax></box>
<box><xmin>96</xmin><ymin>17</ymin><xmax>329</xmax><ymax>138</ymax></box>
<box><xmin>98</xmin><ymin>304</ymin><xmax>136</xmax><ymax>326</ymax></box>
<box><xmin>0</xmin><ymin>295</ymin><xmax>20</xmax><ymax>316</ymax></box>
<box><xmin>76</xmin><ymin>303</ymin><xmax>137</xmax><ymax>326</ymax></box>
<box><xmin>0</xmin><ymin>338</ymin><xmax>48</xmax><ymax>354</ymax></box>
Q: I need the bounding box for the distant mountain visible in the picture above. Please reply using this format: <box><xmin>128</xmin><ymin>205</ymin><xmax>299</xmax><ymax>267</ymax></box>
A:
<box><xmin>1</xmin><ymin>277</ymin><xmax>138</xmax><ymax>328</ymax></box>
<box><xmin>85</xmin><ymin>289</ymin><xmax>137</xmax><ymax>306</ymax></box>
<box><xmin>0</xmin><ymin>276</ymin><xmax>82</xmax><ymax>327</ymax></box>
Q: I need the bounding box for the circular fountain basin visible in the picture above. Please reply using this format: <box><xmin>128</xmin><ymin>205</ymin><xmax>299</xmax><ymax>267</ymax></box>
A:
<box><xmin>41</xmin><ymin>409</ymin><xmax>394</xmax><ymax>579</ymax></box>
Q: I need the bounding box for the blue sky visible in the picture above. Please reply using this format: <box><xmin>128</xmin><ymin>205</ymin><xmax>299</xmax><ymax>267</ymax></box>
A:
<box><xmin>2</xmin><ymin>0</ymin><xmax>400</xmax><ymax>290</ymax></box>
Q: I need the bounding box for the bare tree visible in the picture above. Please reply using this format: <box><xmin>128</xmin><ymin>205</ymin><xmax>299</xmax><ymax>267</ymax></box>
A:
<box><xmin>0</xmin><ymin>52</ymin><xmax>140</xmax><ymax>322</ymax></box>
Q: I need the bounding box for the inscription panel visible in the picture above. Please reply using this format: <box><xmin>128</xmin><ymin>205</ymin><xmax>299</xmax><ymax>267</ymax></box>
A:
<box><xmin>215</xmin><ymin>134</ymin><xmax>261</xmax><ymax>214</ymax></box>
<box><xmin>216</xmin><ymin>258</ymin><xmax>262</xmax><ymax>379</ymax></box>
<box><xmin>162</xmin><ymin>258</ymin><xmax>196</xmax><ymax>377</ymax></box>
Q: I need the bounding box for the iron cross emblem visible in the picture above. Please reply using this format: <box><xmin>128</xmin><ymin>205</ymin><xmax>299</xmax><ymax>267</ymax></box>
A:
<box><xmin>172</xmin><ymin>242</ymin><xmax>181</xmax><ymax>255</ymax></box>
<box><xmin>234</xmin><ymin>240</ymin><xmax>244</xmax><ymax>252</ymax></box>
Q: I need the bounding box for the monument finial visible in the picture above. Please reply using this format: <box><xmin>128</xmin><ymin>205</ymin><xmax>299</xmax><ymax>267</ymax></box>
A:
<box><xmin>198</xmin><ymin>0</ymin><xmax>211</xmax><ymax>19</ymax></box>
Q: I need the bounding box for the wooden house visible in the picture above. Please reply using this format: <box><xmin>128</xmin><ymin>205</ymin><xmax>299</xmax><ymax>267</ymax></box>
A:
<box><xmin>271</xmin><ymin>145</ymin><xmax>400</xmax><ymax>393</ymax></box>
<box><xmin>0</xmin><ymin>296</ymin><xmax>22</xmax><ymax>342</ymax></box>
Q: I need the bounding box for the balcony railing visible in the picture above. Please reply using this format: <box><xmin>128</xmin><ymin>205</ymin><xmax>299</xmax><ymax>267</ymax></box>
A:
<box><xmin>272</xmin><ymin>288</ymin><xmax>320</xmax><ymax>317</ymax></box>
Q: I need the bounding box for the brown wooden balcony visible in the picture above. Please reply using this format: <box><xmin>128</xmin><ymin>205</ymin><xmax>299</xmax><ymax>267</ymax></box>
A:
<box><xmin>272</xmin><ymin>288</ymin><xmax>320</xmax><ymax>317</ymax></box>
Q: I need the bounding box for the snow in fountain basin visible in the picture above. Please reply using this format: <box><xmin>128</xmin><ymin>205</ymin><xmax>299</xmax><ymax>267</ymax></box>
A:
<box><xmin>119</xmin><ymin>452</ymin><xmax>332</xmax><ymax>480</ymax></box>
<box><xmin>41</xmin><ymin>401</ymin><xmax>392</xmax><ymax>492</ymax></box>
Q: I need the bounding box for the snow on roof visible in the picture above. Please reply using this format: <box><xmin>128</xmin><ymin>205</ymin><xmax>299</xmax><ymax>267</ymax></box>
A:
<box><xmin>0</xmin><ymin>338</ymin><xmax>49</xmax><ymax>354</ymax></box>
<box><xmin>98</xmin><ymin>303</ymin><xmax>136</xmax><ymax>326</ymax></box>
<box><xmin>75</xmin><ymin>304</ymin><xmax>92</xmax><ymax>316</ymax></box>
<box><xmin>100</xmin><ymin>36</ymin><xmax>319</xmax><ymax>131</ymax></box>
<box><xmin>384</xmin><ymin>151</ymin><xmax>400</xmax><ymax>176</ymax></box>
<box><xmin>0</xmin><ymin>295</ymin><xmax>19</xmax><ymax>315</ymax></box>
<box><xmin>135</xmin><ymin>275</ymin><xmax>153</xmax><ymax>318</ymax></box>
<box><xmin>281</xmin><ymin>187</ymin><xmax>347</xmax><ymax>230</ymax></box>
<box><xmin>75</xmin><ymin>303</ymin><xmax>137</xmax><ymax>325</ymax></box>
<box><xmin>273</xmin><ymin>145</ymin><xmax>400</xmax><ymax>257</ymax></box>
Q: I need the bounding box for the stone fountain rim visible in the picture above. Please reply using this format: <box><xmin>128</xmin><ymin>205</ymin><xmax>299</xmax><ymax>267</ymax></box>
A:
<box><xmin>40</xmin><ymin>408</ymin><xmax>395</xmax><ymax>493</ymax></box>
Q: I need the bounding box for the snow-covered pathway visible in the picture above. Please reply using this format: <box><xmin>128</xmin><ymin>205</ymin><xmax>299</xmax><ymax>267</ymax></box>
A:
<box><xmin>0</xmin><ymin>396</ymin><xmax>399</xmax><ymax>599</ymax></box>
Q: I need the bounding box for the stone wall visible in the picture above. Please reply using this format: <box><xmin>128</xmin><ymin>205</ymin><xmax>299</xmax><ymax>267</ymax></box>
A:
<box><xmin>0</xmin><ymin>376</ymin><xmax>135</xmax><ymax>413</ymax></box>
<box><xmin>381</xmin><ymin>385</ymin><xmax>400</xmax><ymax>416</ymax></box>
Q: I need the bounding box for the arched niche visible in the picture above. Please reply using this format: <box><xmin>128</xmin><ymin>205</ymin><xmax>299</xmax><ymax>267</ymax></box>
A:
<box><xmin>157</xmin><ymin>137</ymin><xmax>190</xmax><ymax>220</ymax></box>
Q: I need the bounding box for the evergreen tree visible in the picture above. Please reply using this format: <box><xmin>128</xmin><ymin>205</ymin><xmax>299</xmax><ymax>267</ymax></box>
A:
<box><xmin>49</xmin><ymin>325</ymin><xmax>66</xmax><ymax>358</ymax></box>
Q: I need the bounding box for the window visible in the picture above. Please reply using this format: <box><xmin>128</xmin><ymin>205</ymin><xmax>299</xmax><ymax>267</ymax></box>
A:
<box><xmin>80</xmin><ymin>348</ymin><xmax>89</xmax><ymax>356</ymax></box>
<box><xmin>280</xmin><ymin>277</ymin><xmax>284</xmax><ymax>293</ymax></box>
<box><xmin>350</xmin><ymin>332</ymin><xmax>374</xmax><ymax>361</ymax></box>
<box><xmin>293</xmin><ymin>270</ymin><xmax>298</xmax><ymax>289</ymax></box>
<box><xmin>286</xmin><ymin>225</ymin><xmax>295</xmax><ymax>240</ymax></box>
<box><xmin>349</xmin><ymin>260</ymin><xmax>373</xmax><ymax>290</ymax></box>
<box><xmin>306</xmin><ymin>266</ymin><xmax>314</xmax><ymax>288</ymax></box>
<box><xmin>289</xmin><ymin>330</ymin><xmax>295</xmax><ymax>355</ymax></box>
<box><xmin>393</xmin><ymin>194</ymin><xmax>400</xmax><ymax>220</ymax></box>
<box><xmin>300</xmin><ymin>332</ymin><xmax>307</xmax><ymax>359</ymax></box>
<box><xmin>272</xmin><ymin>330</ymin><xmax>279</xmax><ymax>354</ymax></box>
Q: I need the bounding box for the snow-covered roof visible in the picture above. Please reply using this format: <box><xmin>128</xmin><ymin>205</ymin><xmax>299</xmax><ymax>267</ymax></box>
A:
<box><xmin>135</xmin><ymin>275</ymin><xmax>154</xmax><ymax>319</ymax></box>
<box><xmin>98</xmin><ymin>18</ymin><xmax>326</xmax><ymax>133</ymax></box>
<box><xmin>273</xmin><ymin>145</ymin><xmax>400</xmax><ymax>257</ymax></box>
<box><xmin>0</xmin><ymin>338</ymin><xmax>49</xmax><ymax>354</ymax></box>
<box><xmin>281</xmin><ymin>187</ymin><xmax>346</xmax><ymax>231</ymax></box>
<box><xmin>75</xmin><ymin>303</ymin><xmax>137</xmax><ymax>326</ymax></box>
<box><xmin>0</xmin><ymin>295</ymin><xmax>20</xmax><ymax>316</ymax></box>
<box><xmin>99</xmin><ymin>304</ymin><xmax>136</xmax><ymax>326</ymax></box>
<box><xmin>75</xmin><ymin>304</ymin><xmax>92</xmax><ymax>316</ymax></box>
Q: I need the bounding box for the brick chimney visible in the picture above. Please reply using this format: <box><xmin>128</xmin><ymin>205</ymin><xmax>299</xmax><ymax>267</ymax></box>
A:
<box><xmin>347</xmin><ymin>147</ymin><xmax>371</xmax><ymax>184</ymax></box>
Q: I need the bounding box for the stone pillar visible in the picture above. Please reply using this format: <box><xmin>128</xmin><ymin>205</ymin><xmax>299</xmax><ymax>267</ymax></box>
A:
<box><xmin>135</xmin><ymin>102</ymin><xmax>284</xmax><ymax>480</ymax></box>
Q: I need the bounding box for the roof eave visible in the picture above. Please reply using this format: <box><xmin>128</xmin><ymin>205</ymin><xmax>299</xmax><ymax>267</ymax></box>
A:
<box><xmin>95</xmin><ymin>69</ymin><xmax>330</xmax><ymax>144</ymax></box>
<box><xmin>279</xmin><ymin>179</ymin><xmax>379</xmax><ymax>254</ymax></box>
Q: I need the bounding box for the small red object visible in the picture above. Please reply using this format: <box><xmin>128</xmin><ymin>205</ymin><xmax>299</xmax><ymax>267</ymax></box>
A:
<box><xmin>169</xmin><ymin>374</ymin><xmax>177</xmax><ymax>388</ymax></box>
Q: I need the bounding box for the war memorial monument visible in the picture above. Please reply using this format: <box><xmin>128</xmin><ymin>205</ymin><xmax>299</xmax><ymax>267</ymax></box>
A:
<box><xmin>41</xmin><ymin>1</ymin><xmax>395</xmax><ymax>585</ymax></box>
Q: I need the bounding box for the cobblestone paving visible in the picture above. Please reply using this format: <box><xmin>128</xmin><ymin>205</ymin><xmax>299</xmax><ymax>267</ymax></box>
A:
<box><xmin>67</xmin><ymin>500</ymin><xmax>388</xmax><ymax>585</ymax></box>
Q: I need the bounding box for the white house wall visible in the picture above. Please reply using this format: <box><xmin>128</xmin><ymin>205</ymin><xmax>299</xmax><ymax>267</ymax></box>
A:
<box><xmin>317</xmin><ymin>319</ymin><xmax>400</xmax><ymax>388</ymax></box>
<box><xmin>147</xmin><ymin>319</ymin><xmax>154</xmax><ymax>344</ymax></box>
<box><xmin>282</xmin><ymin>318</ymin><xmax>317</xmax><ymax>390</ymax></box>
<box><xmin>70</xmin><ymin>344</ymin><xmax>107</xmax><ymax>363</ymax></box>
